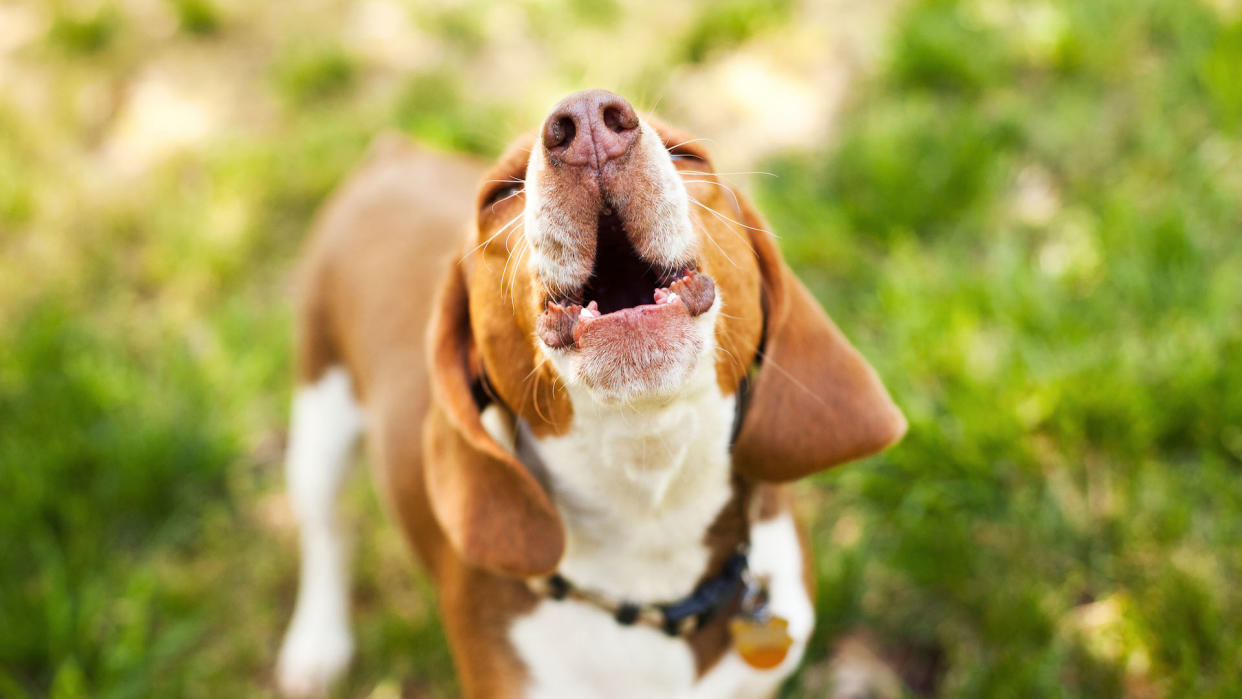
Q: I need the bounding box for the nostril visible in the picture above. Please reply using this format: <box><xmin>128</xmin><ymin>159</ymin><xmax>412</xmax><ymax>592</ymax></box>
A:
<box><xmin>544</xmin><ymin>115</ymin><xmax>577</xmax><ymax>151</ymax></box>
<box><xmin>602</xmin><ymin>104</ymin><xmax>638</xmax><ymax>134</ymax></box>
<box><xmin>541</xmin><ymin>91</ymin><xmax>637</xmax><ymax>166</ymax></box>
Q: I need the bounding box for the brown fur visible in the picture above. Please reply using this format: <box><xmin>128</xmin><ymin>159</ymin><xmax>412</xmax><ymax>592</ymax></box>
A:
<box><xmin>425</xmin><ymin>266</ymin><xmax>564</xmax><ymax>578</ymax></box>
<box><xmin>466</xmin><ymin>135</ymin><xmax>576</xmax><ymax>437</ymax></box>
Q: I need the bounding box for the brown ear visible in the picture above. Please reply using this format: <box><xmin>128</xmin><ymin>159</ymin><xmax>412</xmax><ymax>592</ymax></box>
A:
<box><xmin>424</xmin><ymin>257</ymin><xmax>564</xmax><ymax>577</ymax></box>
<box><xmin>732</xmin><ymin>200</ymin><xmax>907</xmax><ymax>482</ymax></box>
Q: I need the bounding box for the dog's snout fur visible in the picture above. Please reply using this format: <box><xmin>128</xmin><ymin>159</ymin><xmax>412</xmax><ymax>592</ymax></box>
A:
<box><xmin>525</xmin><ymin>93</ymin><xmax>696</xmax><ymax>294</ymax></box>
<box><xmin>542</xmin><ymin>89</ymin><xmax>640</xmax><ymax>169</ymax></box>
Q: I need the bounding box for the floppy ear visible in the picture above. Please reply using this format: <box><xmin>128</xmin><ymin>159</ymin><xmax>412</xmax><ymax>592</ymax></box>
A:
<box><xmin>424</xmin><ymin>257</ymin><xmax>565</xmax><ymax>577</ymax></box>
<box><xmin>732</xmin><ymin>200</ymin><xmax>907</xmax><ymax>482</ymax></box>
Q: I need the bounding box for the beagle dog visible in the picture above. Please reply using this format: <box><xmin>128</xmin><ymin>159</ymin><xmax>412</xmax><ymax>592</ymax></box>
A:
<box><xmin>276</xmin><ymin>89</ymin><xmax>905</xmax><ymax>698</ymax></box>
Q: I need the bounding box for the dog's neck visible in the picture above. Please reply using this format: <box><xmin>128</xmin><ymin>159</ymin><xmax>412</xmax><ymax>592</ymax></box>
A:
<box><xmin>511</xmin><ymin>361</ymin><xmax>741</xmax><ymax>602</ymax></box>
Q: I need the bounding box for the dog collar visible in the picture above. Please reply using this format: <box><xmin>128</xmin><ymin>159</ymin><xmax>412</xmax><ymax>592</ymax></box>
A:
<box><xmin>526</xmin><ymin>546</ymin><xmax>794</xmax><ymax>668</ymax></box>
<box><xmin>526</xmin><ymin>548</ymin><xmax>749</xmax><ymax>636</ymax></box>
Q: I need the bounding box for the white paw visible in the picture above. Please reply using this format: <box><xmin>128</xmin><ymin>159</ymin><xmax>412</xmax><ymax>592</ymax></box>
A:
<box><xmin>276</xmin><ymin>617</ymin><xmax>354</xmax><ymax>697</ymax></box>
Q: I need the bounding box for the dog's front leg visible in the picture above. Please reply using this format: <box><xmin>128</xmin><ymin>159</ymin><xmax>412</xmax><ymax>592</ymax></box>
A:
<box><xmin>276</xmin><ymin>367</ymin><xmax>365</xmax><ymax>697</ymax></box>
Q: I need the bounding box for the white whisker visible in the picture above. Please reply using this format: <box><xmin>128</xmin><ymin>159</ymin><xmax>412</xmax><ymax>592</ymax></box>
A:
<box><xmin>677</xmin><ymin>169</ymin><xmax>777</xmax><ymax>178</ymax></box>
<box><xmin>463</xmin><ymin>211</ymin><xmax>525</xmax><ymax>263</ymax></box>
<box><xmin>665</xmin><ymin>137</ymin><xmax>715</xmax><ymax>151</ymax></box>
<box><xmin>693</xmin><ymin>218</ymin><xmax>739</xmax><ymax>270</ymax></box>
<box><xmin>755</xmin><ymin>350</ymin><xmax>832</xmax><ymax>409</ymax></box>
<box><xmin>688</xmin><ymin>197</ymin><xmax>776</xmax><ymax>238</ymax></box>
<box><xmin>488</xmin><ymin>188</ymin><xmax>526</xmax><ymax>213</ymax></box>
<box><xmin>713</xmin><ymin>345</ymin><xmax>746</xmax><ymax>377</ymax></box>
<box><xmin>642</xmin><ymin>84</ymin><xmax>672</xmax><ymax>119</ymax></box>
<box><xmin>680</xmin><ymin>179</ymin><xmax>743</xmax><ymax>214</ymax></box>
<box><xmin>688</xmin><ymin>195</ymin><xmax>763</xmax><ymax>253</ymax></box>
<box><xmin>504</xmin><ymin>236</ymin><xmax>528</xmax><ymax>312</ymax></box>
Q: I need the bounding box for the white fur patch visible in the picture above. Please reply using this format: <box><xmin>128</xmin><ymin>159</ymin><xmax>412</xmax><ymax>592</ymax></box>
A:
<box><xmin>480</xmin><ymin>402</ymin><xmax>517</xmax><ymax>454</ymax></box>
<box><xmin>523</xmin><ymin>149</ymin><xmax>586</xmax><ymax>294</ymax></box>
<box><xmin>510</xmin><ymin>600</ymin><xmax>699</xmax><ymax>698</ymax></box>
<box><xmin>277</xmin><ymin>367</ymin><xmax>366</xmax><ymax>697</ymax></box>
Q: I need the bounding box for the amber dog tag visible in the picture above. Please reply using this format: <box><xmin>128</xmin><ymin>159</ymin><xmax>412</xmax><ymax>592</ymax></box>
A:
<box><xmin>730</xmin><ymin>559</ymin><xmax>793</xmax><ymax>669</ymax></box>
<box><xmin>730</xmin><ymin>615</ymin><xmax>793</xmax><ymax>669</ymax></box>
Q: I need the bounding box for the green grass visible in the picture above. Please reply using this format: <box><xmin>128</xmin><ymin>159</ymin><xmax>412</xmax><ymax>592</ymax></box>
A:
<box><xmin>1</xmin><ymin>0</ymin><xmax>1239</xmax><ymax>696</ymax></box>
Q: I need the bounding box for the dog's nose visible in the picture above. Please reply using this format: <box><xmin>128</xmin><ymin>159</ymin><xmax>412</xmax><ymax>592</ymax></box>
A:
<box><xmin>542</xmin><ymin>89</ymin><xmax>639</xmax><ymax>168</ymax></box>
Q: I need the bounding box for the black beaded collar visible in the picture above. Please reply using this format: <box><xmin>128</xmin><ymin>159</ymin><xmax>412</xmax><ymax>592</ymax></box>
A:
<box><xmin>525</xmin><ymin>548</ymin><xmax>753</xmax><ymax>637</ymax></box>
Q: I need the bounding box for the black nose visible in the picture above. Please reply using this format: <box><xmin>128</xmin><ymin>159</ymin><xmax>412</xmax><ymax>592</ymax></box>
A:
<box><xmin>541</xmin><ymin>89</ymin><xmax>640</xmax><ymax>168</ymax></box>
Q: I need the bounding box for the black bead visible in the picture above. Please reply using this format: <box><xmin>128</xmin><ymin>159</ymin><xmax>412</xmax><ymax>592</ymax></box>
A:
<box><xmin>614</xmin><ymin>602</ymin><xmax>640</xmax><ymax>625</ymax></box>
<box><xmin>548</xmin><ymin>574</ymin><xmax>570</xmax><ymax>600</ymax></box>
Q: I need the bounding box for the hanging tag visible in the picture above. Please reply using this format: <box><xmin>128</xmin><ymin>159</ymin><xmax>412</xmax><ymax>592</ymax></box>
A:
<box><xmin>729</xmin><ymin>614</ymin><xmax>793</xmax><ymax>669</ymax></box>
<box><xmin>730</xmin><ymin>569</ymin><xmax>792</xmax><ymax>669</ymax></box>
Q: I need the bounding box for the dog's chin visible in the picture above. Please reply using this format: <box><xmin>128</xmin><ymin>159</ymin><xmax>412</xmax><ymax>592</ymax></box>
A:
<box><xmin>570</xmin><ymin>301</ymin><xmax>705</xmax><ymax>405</ymax></box>
<box><xmin>537</xmin><ymin>266</ymin><xmax>718</xmax><ymax>405</ymax></box>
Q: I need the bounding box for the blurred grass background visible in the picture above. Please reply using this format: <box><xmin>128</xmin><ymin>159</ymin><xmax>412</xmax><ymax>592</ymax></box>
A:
<box><xmin>1</xmin><ymin>0</ymin><xmax>1240</xmax><ymax>696</ymax></box>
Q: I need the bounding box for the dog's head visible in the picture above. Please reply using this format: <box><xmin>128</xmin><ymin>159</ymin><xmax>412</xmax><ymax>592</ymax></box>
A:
<box><xmin>425</xmin><ymin>90</ymin><xmax>905</xmax><ymax>576</ymax></box>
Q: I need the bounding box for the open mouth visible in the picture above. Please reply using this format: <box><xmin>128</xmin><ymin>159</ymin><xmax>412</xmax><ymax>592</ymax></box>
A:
<box><xmin>537</xmin><ymin>209</ymin><xmax>715</xmax><ymax>350</ymax></box>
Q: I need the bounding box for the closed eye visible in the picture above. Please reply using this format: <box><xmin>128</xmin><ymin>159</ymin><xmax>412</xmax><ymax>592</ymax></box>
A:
<box><xmin>482</xmin><ymin>180</ymin><xmax>525</xmax><ymax>209</ymax></box>
<box><xmin>666</xmin><ymin>141</ymin><xmax>712</xmax><ymax>168</ymax></box>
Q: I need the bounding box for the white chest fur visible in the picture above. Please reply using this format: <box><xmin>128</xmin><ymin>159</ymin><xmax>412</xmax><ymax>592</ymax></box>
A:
<box><xmin>499</xmin><ymin>358</ymin><xmax>815</xmax><ymax>697</ymax></box>
<box><xmin>524</xmin><ymin>376</ymin><xmax>737</xmax><ymax>601</ymax></box>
